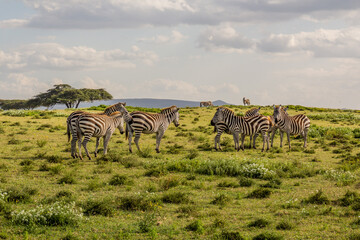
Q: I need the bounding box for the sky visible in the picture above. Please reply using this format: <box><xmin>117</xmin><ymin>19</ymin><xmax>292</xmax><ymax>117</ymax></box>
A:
<box><xmin>1</xmin><ymin>0</ymin><xmax>360</xmax><ymax>109</ymax></box>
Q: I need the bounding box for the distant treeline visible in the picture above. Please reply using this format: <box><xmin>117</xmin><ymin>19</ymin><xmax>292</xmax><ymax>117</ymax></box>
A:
<box><xmin>0</xmin><ymin>84</ymin><xmax>112</xmax><ymax>110</ymax></box>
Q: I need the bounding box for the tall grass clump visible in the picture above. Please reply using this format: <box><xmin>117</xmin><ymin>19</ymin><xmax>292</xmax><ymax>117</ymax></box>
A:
<box><xmin>82</xmin><ymin>198</ymin><xmax>114</xmax><ymax>217</ymax></box>
<box><xmin>303</xmin><ymin>190</ymin><xmax>330</xmax><ymax>205</ymax></box>
<box><xmin>11</xmin><ymin>201</ymin><xmax>82</xmax><ymax>226</ymax></box>
<box><xmin>196</xmin><ymin>158</ymin><xmax>275</xmax><ymax>179</ymax></box>
<box><xmin>323</xmin><ymin>169</ymin><xmax>356</xmax><ymax>186</ymax></box>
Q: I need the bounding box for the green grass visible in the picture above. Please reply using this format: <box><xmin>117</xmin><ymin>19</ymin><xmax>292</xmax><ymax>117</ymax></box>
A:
<box><xmin>0</xmin><ymin>105</ymin><xmax>359</xmax><ymax>239</ymax></box>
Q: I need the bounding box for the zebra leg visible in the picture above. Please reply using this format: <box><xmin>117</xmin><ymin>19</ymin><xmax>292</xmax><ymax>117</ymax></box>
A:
<box><xmin>78</xmin><ymin>136</ymin><xmax>83</xmax><ymax>160</ymax></box>
<box><xmin>82</xmin><ymin>137</ymin><xmax>92</xmax><ymax>160</ymax></box>
<box><xmin>71</xmin><ymin>136</ymin><xmax>78</xmax><ymax>158</ymax></box>
<box><xmin>286</xmin><ymin>132</ymin><xmax>291</xmax><ymax>150</ymax></box>
<box><xmin>279</xmin><ymin>130</ymin><xmax>284</xmax><ymax>148</ymax></box>
<box><xmin>253</xmin><ymin>133</ymin><xmax>259</xmax><ymax>149</ymax></box>
<box><xmin>103</xmin><ymin>133</ymin><xmax>112</xmax><ymax>155</ymax></box>
<box><xmin>214</xmin><ymin>131</ymin><xmax>223</xmax><ymax>151</ymax></box>
<box><xmin>303</xmin><ymin>128</ymin><xmax>309</xmax><ymax>148</ymax></box>
<box><xmin>134</xmin><ymin>132</ymin><xmax>142</xmax><ymax>152</ymax></box>
<box><xmin>155</xmin><ymin>131</ymin><xmax>164</xmax><ymax>153</ymax></box>
<box><xmin>270</xmin><ymin>128</ymin><xmax>277</xmax><ymax>147</ymax></box>
<box><xmin>233</xmin><ymin>132</ymin><xmax>239</xmax><ymax>151</ymax></box>
<box><xmin>240</xmin><ymin>134</ymin><xmax>245</xmax><ymax>151</ymax></box>
<box><xmin>249</xmin><ymin>135</ymin><xmax>252</xmax><ymax>149</ymax></box>
<box><xmin>94</xmin><ymin>137</ymin><xmax>100</xmax><ymax>157</ymax></box>
<box><xmin>261</xmin><ymin>132</ymin><xmax>266</xmax><ymax>152</ymax></box>
<box><xmin>128</xmin><ymin>130</ymin><xmax>133</xmax><ymax>153</ymax></box>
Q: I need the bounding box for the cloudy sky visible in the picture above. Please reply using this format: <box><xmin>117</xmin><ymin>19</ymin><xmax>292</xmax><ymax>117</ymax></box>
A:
<box><xmin>1</xmin><ymin>0</ymin><xmax>360</xmax><ymax>109</ymax></box>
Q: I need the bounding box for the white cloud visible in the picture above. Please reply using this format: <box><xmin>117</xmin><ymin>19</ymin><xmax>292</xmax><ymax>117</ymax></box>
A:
<box><xmin>198</xmin><ymin>25</ymin><xmax>255</xmax><ymax>53</ymax></box>
<box><xmin>0</xmin><ymin>19</ymin><xmax>28</xmax><ymax>28</ymax></box>
<box><xmin>139</xmin><ymin>31</ymin><xmax>187</xmax><ymax>44</ymax></box>
<box><xmin>0</xmin><ymin>74</ymin><xmax>49</xmax><ymax>98</ymax></box>
<box><xmin>0</xmin><ymin>43</ymin><xmax>158</xmax><ymax>71</ymax></box>
<box><xmin>2</xmin><ymin>0</ymin><xmax>355</xmax><ymax>29</ymax></box>
<box><xmin>258</xmin><ymin>27</ymin><xmax>360</xmax><ymax>58</ymax></box>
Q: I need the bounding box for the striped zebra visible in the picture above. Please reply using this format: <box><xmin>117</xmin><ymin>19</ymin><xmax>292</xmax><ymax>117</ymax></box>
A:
<box><xmin>200</xmin><ymin>101</ymin><xmax>214</xmax><ymax>107</ymax></box>
<box><xmin>211</xmin><ymin>107</ymin><xmax>270</xmax><ymax>151</ymax></box>
<box><xmin>76</xmin><ymin>112</ymin><xmax>124</xmax><ymax>160</ymax></box>
<box><xmin>126</xmin><ymin>105</ymin><xmax>180</xmax><ymax>153</ymax></box>
<box><xmin>272</xmin><ymin>105</ymin><xmax>310</xmax><ymax>149</ymax></box>
<box><xmin>67</xmin><ymin>102</ymin><xmax>126</xmax><ymax>158</ymax></box>
<box><xmin>243</xmin><ymin>97</ymin><xmax>250</xmax><ymax>106</ymax></box>
<box><xmin>213</xmin><ymin>107</ymin><xmax>261</xmax><ymax>147</ymax></box>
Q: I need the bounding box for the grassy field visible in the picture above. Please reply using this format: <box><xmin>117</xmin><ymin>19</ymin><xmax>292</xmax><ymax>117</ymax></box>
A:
<box><xmin>0</xmin><ymin>105</ymin><xmax>360</xmax><ymax>240</ymax></box>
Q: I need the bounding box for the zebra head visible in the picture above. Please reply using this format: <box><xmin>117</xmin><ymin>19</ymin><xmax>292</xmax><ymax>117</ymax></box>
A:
<box><xmin>173</xmin><ymin>108</ymin><xmax>180</xmax><ymax>127</ymax></box>
<box><xmin>273</xmin><ymin>105</ymin><xmax>287</xmax><ymax>124</ymax></box>
<box><xmin>111</xmin><ymin>112</ymin><xmax>125</xmax><ymax>134</ymax></box>
<box><xmin>211</xmin><ymin>107</ymin><xmax>225</xmax><ymax>126</ymax></box>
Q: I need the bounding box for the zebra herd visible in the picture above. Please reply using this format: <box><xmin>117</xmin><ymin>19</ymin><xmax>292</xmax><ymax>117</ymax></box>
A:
<box><xmin>66</xmin><ymin>103</ymin><xmax>310</xmax><ymax>160</ymax></box>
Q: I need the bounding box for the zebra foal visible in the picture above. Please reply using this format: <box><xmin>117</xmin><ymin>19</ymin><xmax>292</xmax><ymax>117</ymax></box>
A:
<box><xmin>272</xmin><ymin>105</ymin><xmax>310</xmax><ymax>149</ymax></box>
<box><xmin>211</xmin><ymin>107</ymin><xmax>270</xmax><ymax>152</ymax></box>
<box><xmin>76</xmin><ymin>112</ymin><xmax>125</xmax><ymax>160</ymax></box>
<box><xmin>67</xmin><ymin>102</ymin><xmax>126</xmax><ymax>158</ymax></box>
<box><xmin>200</xmin><ymin>101</ymin><xmax>214</xmax><ymax>107</ymax></box>
<box><xmin>126</xmin><ymin>105</ymin><xmax>180</xmax><ymax>153</ymax></box>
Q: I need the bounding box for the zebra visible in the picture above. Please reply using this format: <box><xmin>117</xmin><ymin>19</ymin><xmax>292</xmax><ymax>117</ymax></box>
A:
<box><xmin>243</xmin><ymin>97</ymin><xmax>251</xmax><ymax>106</ymax></box>
<box><xmin>213</xmin><ymin>107</ymin><xmax>261</xmax><ymax>148</ymax></box>
<box><xmin>76</xmin><ymin>112</ymin><xmax>125</xmax><ymax>160</ymax></box>
<box><xmin>211</xmin><ymin>107</ymin><xmax>270</xmax><ymax>151</ymax></box>
<box><xmin>126</xmin><ymin>105</ymin><xmax>180</xmax><ymax>153</ymax></box>
<box><xmin>200</xmin><ymin>101</ymin><xmax>214</xmax><ymax>107</ymax></box>
<box><xmin>67</xmin><ymin>102</ymin><xmax>126</xmax><ymax>158</ymax></box>
<box><xmin>272</xmin><ymin>105</ymin><xmax>310</xmax><ymax>149</ymax></box>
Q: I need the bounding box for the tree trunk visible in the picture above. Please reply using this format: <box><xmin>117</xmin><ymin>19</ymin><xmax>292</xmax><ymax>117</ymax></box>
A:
<box><xmin>75</xmin><ymin>100</ymin><xmax>81</xmax><ymax>109</ymax></box>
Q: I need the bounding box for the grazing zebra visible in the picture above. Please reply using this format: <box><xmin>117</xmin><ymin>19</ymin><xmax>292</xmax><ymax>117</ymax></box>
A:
<box><xmin>211</xmin><ymin>107</ymin><xmax>270</xmax><ymax>151</ymax></box>
<box><xmin>243</xmin><ymin>97</ymin><xmax>251</xmax><ymax>106</ymax></box>
<box><xmin>126</xmin><ymin>106</ymin><xmax>180</xmax><ymax>153</ymax></box>
<box><xmin>76</xmin><ymin>112</ymin><xmax>125</xmax><ymax>160</ymax></box>
<box><xmin>272</xmin><ymin>105</ymin><xmax>310</xmax><ymax>149</ymax></box>
<box><xmin>67</xmin><ymin>102</ymin><xmax>126</xmax><ymax>158</ymax></box>
<box><xmin>200</xmin><ymin>101</ymin><xmax>214</xmax><ymax>107</ymax></box>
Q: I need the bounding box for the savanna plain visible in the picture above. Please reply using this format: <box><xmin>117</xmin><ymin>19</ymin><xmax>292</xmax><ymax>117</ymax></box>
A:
<box><xmin>0</xmin><ymin>105</ymin><xmax>360</xmax><ymax>240</ymax></box>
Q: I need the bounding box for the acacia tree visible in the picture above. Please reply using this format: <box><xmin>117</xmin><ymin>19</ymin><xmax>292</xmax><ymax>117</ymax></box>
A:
<box><xmin>34</xmin><ymin>84</ymin><xmax>113</xmax><ymax>109</ymax></box>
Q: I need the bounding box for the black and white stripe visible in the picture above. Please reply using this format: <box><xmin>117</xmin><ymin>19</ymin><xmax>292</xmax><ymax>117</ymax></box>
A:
<box><xmin>75</xmin><ymin>112</ymin><xmax>124</xmax><ymax>160</ymax></box>
<box><xmin>67</xmin><ymin>102</ymin><xmax>126</xmax><ymax>158</ymax></box>
<box><xmin>211</xmin><ymin>107</ymin><xmax>270</xmax><ymax>151</ymax></box>
<box><xmin>126</xmin><ymin>105</ymin><xmax>180</xmax><ymax>153</ymax></box>
<box><xmin>272</xmin><ymin>105</ymin><xmax>310</xmax><ymax>149</ymax></box>
<box><xmin>213</xmin><ymin>107</ymin><xmax>261</xmax><ymax>147</ymax></box>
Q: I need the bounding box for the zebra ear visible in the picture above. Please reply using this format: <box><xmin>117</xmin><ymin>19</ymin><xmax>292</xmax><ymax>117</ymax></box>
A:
<box><xmin>122</xmin><ymin>102</ymin><xmax>126</xmax><ymax>106</ymax></box>
<box><xmin>284</xmin><ymin>106</ymin><xmax>288</xmax><ymax>112</ymax></box>
<box><xmin>176</xmin><ymin>108</ymin><xmax>180</xmax><ymax>112</ymax></box>
<box><xmin>272</xmin><ymin>104</ymin><xmax>275</xmax><ymax>109</ymax></box>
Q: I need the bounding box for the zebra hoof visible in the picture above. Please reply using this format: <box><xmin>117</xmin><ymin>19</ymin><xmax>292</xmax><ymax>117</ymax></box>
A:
<box><xmin>156</xmin><ymin>149</ymin><xmax>160</xmax><ymax>153</ymax></box>
<box><xmin>129</xmin><ymin>149</ymin><xmax>133</xmax><ymax>153</ymax></box>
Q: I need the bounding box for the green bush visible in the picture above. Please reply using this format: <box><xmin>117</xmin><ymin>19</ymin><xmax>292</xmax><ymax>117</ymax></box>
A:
<box><xmin>118</xmin><ymin>194</ymin><xmax>159</xmax><ymax>211</ymax></box>
<box><xmin>11</xmin><ymin>201</ymin><xmax>82</xmax><ymax>226</ymax></box>
<box><xmin>185</xmin><ymin>220</ymin><xmax>204</xmax><ymax>234</ymax></box>
<box><xmin>276</xmin><ymin>220</ymin><xmax>293</xmax><ymax>230</ymax></box>
<box><xmin>211</xmin><ymin>193</ymin><xmax>231</xmax><ymax>206</ymax></box>
<box><xmin>82</xmin><ymin>198</ymin><xmax>114</xmax><ymax>217</ymax></box>
<box><xmin>162</xmin><ymin>192</ymin><xmax>190</xmax><ymax>204</ymax></box>
<box><xmin>246</xmin><ymin>188</ymin><xmax>272</xmax><ymax>199</ymax></box>
<box><xmin>303</xmin><ymin>190</ymin><xmax>330</xmax><ymax>205</ymax></box>
<box><xmin>219</xmin><ymin>231</ymin><xmax>245</xmax><ymax>240</ymax></box>
<box><xmin>248</xmin><ymin>218</ymin><xmax>270</xmax><ymax>228</ymax></box>
<box><xmin>253</xmin><ymin>232</ymin><xmax>283</xmax><ymax>240</ymax></box>
<box><xmin>109</xmin><ymin>174</ymin><xmax>127</xmax><ymax>186</ymax></box>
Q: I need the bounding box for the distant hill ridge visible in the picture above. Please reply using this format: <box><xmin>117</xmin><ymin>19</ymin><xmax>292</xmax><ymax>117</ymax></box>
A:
<box><xmin>52</xmin><ymin>98</ymin><xmax>232</xmax><ymax>109</ymax></box>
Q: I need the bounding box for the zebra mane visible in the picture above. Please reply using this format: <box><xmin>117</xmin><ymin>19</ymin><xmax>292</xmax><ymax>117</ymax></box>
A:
<box><xmin>161</xmin><ymin>105</ymin><xmax>178</xmax><ymax>113</ymax></box>
<box><xmin>217</xmin><ymin>106</ymin><xmax>235</xmax><ymax>115</ymax></box>
<box><xmin>104</xmin><ymin>102</ymin><xmax>125</xmax><ymax>112</ymax></box>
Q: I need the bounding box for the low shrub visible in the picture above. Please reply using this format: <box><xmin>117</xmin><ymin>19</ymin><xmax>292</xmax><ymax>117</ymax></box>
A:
<box><xmin>246</xmin><ymin>188</ymin><xmax>272</xmax><ymax>199</ymax></box>
<box><xmin>211</xmin><ymin>193</ymin><xmax>231</xmax><ymax>206</ymax></box>
<box><xmin>162</xmin><ymin>192</ymin><xmax>190</xmax><ymax>204</ymax></box>
<box><xmin>303</xmin><ymin>190</ymin><xmax>330</xmax><ymax>205</ymax></box>
<box><xmin>238</xmin><ymin>177</ymin><xmax>254</xmax><ymax>187</ymax></box>
<box><xmin>82</xmin><ymin>198</ymin><xmax>114</xmax><ymax>217</ymax></box>
<box><xmin>58</xmin><ymin>174</ymin><xmax>76</xmax><ymax>184</ymax></box>
<box><xmin>185</xmin><ymin>220</ymin><xmax>204</xmax><ymax>234</ymax></box>
<box><xmin>109</xmin><ymin>174</ymin><xmax>128</xmax><ymax>186</ymax></box>
<box><xmin>276</xmin><ymin>220</ymin><xmax>293</xmax><ymax>230</ymax></box>
<box><xmin>253</xmin><ymin>232</ymin><xmax>283</xmax><ymax>240</ymax></box>
<box><xmin>11</xmin><ymin>201</ymin><xmax>82</xmax><ymax>226</ymax></box>
<box><xmin>219</xmin><ymin>231</ymin><xmax>245</xmax><ymax>240</ymax></box>
<box><xmin>118</xmin><ymin>194</ymin><xmax>159</xmax><ymax>211</ymax></box>
<box><xmin>248</xmin><ymin>218</ymin><xmax>270</xmax><ymax>228</ymax></box>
